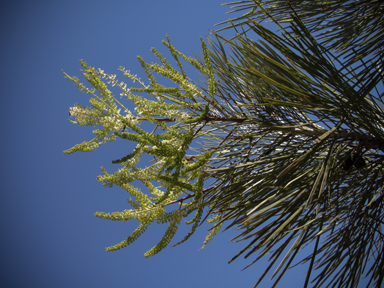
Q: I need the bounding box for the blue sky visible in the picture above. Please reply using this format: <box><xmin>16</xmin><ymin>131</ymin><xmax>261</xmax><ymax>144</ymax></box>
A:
<box><xmin>0</xmin><ymin>1</ymin><xmax>374</xmax><ymax>288</ymax></box>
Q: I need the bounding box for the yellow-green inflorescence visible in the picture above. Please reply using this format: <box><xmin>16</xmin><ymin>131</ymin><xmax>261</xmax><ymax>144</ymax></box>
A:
<box><xmin>64</xmin><ymin>36</ymin><xmax>222</xmax><ymax>256</ymax></box>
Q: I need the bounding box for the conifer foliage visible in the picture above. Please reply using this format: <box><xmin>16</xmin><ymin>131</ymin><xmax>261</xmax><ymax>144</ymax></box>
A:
<box><xmin>64</xmin><ymin>1</ymin><xmax>384</xmax><ymax>287</ymax></box>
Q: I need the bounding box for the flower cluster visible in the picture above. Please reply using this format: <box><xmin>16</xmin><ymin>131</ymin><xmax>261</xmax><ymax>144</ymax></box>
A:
<box><xmin>64</xmin><ymin>37</ymin><xmax>220</xmax><ymax>256</ymax></box>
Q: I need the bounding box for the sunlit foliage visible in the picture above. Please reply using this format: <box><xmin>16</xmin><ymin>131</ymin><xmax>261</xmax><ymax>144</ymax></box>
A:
<box><xmin>64</xmin><ymin>1</ymin><xmax>384</xmax><ymax>287</ymax></box>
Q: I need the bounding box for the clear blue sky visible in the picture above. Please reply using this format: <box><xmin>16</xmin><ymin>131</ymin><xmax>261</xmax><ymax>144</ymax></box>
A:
<box><xmin>0</xmin><ymin>1</ymin><xmax>373</xmax><ymax>288</ymax></box>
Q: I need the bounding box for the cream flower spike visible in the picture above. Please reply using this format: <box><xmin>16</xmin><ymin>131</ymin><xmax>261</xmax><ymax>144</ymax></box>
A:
<box><xmin>69</xmin><ymin>107</ymin><xmax>88</xmax><ymax>118</ymax></box>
